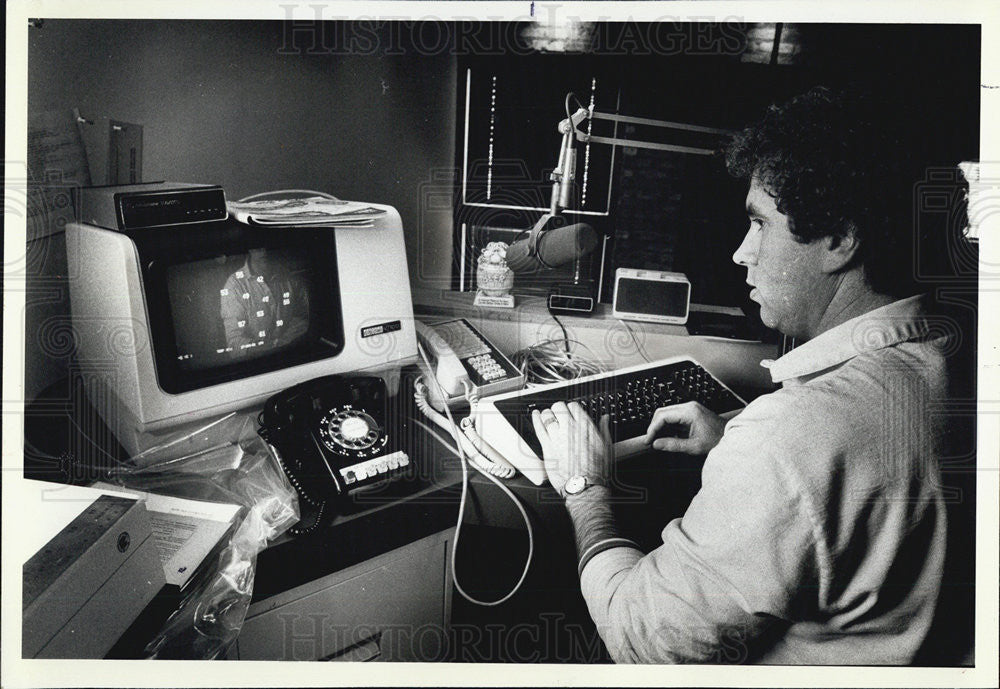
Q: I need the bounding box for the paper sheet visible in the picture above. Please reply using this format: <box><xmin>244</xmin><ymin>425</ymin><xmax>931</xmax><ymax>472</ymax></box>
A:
<box><xmin>23</xmin><ymin>480</ymin><xmax>240</xmax><ymax>588</ymax></box>
<box><xmin>91</xmin><ymin>482</ymin><xmax>240</xmax><ymax>587</ymax></box>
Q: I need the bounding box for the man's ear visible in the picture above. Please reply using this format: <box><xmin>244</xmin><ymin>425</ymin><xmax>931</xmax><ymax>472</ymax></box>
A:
<box><xmin>821</xmin><ymin>225</ymin><xmax>860</xmax><ymax>273</ymax></box>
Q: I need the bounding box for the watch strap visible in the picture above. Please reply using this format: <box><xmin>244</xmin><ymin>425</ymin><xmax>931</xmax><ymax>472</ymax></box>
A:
<box><xmin>563</xmin><ymin>474</ymin><xmax>606</xmax><ymax>496</ymax></box>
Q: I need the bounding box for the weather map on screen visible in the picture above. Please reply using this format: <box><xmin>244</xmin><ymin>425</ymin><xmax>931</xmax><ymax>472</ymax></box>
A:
<box><xmin>166</xmin><ymin>247</ymin><xmax>314</xmax><ymax>371</ymax></box>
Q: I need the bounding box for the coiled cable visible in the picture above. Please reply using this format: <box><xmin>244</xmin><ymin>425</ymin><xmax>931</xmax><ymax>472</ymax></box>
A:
<box><xmin>511</xmin><ymin>337</ymin><xmax>607</xmax><ymax>386</ymax></box>
<box><xmin>414</xmin><ymin>343</ymin><xmax>534</xmax><ymax>607</ymax></box>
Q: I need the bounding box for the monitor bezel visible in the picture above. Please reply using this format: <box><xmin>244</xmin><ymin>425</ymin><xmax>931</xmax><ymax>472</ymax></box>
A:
<box><xmin>131</xmin><ymin>220</ymin><xmax>345</xmax><ymax>394</ymax></box>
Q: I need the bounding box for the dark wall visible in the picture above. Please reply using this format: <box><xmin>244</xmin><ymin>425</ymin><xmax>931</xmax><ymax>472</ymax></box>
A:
<box><xmin>29</xmin><ymin>20</ymin><xmax>455</xmax><ymax>220</ymax></box>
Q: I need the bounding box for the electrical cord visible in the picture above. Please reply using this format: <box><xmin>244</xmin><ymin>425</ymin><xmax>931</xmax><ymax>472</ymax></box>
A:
<box><xmin>549</xmin><ymin>311</ymin><xmax>571</xmax><ymax>354</ymax></box>
<box><xmin>512</xmin><ymin>337</ymin><xmax>606</xmax><ymax>386</ymax></box>
<box><xmin>619</xmin><ymin>319</ymin><xmax>653</xmax><ymax>363</ymax></box>
<box><xmin>565</xmin><ymin>91</ymin><xmax>586</xmax><ymax>120</ymax></box>
<box><xmin>415</xmin><ymin>342</ymin><xmax>534</xmax><ymax>607</ymax></box>
<box><xmin>503</xmin><ymin>306</ymin><xmax>605</xmax><ymax>384</ymax></box>
<box><xmin>412</xmin><ymin>418</ymin><xmax>460</xmax><ymax>457</ymax></box>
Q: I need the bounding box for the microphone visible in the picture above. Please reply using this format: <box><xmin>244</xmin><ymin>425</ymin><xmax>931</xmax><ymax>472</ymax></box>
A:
<box><xmin>557</xmin><ymin>140</ymin><xmax>577</xmax><ymax>211</ymax></box>
<box><xmin>506</xmin><ymin>222</ymin><xmax>598</xmax><ymax>273</ymax></box>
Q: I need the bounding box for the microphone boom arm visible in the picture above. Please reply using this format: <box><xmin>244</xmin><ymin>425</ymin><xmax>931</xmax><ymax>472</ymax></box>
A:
<box><xmin>541</xmin><ymin>105</ymin><xmax>734</xmax><ymax>226</ymax></box>
<box><xmin>525</xmin><ymin>97</ymin><xmax>735</xmax><ymax>306</ymax></box>
<box><xmin>582</xmin><ymin>109</ymin><xmax>734</xmax><ymax>154</ymax></box>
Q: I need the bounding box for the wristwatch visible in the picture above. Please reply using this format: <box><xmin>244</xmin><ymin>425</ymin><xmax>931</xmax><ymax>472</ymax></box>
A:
<box><xmin>564</xmin><ymin>475</ymin><xmax>603</xmax><ymax>496</ymax></box>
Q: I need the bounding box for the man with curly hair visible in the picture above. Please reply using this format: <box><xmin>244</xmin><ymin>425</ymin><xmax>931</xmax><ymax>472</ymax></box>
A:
<box><xmin>532</xmin><ymin>86</ymin><xmax>960</xmax><ymax>664</ymax></box>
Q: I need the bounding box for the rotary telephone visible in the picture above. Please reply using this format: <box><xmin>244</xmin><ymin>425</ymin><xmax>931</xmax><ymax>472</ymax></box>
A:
<box><xmin>258</xmin><ymin>374</ymin><xmax>410</xmax><ymax>533</ymax></box>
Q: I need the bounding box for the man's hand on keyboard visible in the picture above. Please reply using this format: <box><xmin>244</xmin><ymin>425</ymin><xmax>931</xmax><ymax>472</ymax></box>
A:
<box><xmin>531</xmin><ymin>401</ymin><xmax>612</xmax><ymax>497</ymax></box>
<box><xmin>643</xmin><ymin>401</ymin><xmax>725</xmax><ymax>455</ymax></box>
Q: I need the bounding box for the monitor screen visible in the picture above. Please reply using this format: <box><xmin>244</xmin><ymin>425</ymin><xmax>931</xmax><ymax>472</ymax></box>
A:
<box><xmin>139</xmin><ymin>224</ymin><xmax>345</xmax><ymax>394</ymax></box>
<box><xmin>166</xmin><ymin>247</ymin><xmax>315</xmax><ymax>371</ymax></box>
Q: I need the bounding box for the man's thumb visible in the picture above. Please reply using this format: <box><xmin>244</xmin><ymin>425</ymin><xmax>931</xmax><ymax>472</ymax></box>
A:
<box><xmin>652</xmin><ymin>436</ymin><xmax>691</xmax><ymax>453</ymax></box>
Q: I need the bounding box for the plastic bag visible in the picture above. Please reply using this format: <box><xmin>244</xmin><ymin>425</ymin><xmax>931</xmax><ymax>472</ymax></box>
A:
<box><xmin>105</xmin><ymin>411</ymin><xmax>299</xmax><ymax>659</ymax></box>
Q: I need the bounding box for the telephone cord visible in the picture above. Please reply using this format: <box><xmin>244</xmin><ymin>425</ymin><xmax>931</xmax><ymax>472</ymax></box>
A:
<box><xmin>458</xmin><ymin>417</ymin><xmax>518</xmax><ymax>476</ymax></box>
<box><xmin>415</xmin><ymin>343</ymin><xmax>534</xmax><ymax>607</ymax></box>
<box><xmin>412</xmin><ymin>380</ymin><xmax>514</xmax><ymax>479</ymax></box>
<box><xmin>257</xmin><ymin>427</ymin><xmax>327</xmax><ymax>534</ymax></box>
<box><xmin>460</xmin><ymin>381</ymin><xmax>517</xmax><ymax>476</ymax></box>
<box><xmin>409</xmin><ymin>415</ymin><xmax>535</xmax><ymax>608</ymax></box>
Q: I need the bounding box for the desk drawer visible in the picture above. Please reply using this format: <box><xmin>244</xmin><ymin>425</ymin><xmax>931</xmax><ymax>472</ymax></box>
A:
<box><xmin>236</xmin><ymin>530</ymin><xmax>452</xmax><ymax>661</ymax></box>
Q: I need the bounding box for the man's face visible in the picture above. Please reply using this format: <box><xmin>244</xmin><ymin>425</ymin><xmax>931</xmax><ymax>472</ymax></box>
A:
<box><xmin>248</xmin><ymin>248</ymin><xmax>272</xmax><ymax>275</ymax></box>
<box><xmin>732</xmin><ymin>177</ymin><xmax>832</xmax><ymax>339</ymax></box>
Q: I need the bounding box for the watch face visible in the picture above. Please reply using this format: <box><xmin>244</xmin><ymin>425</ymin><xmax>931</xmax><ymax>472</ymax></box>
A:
<box><xmin>565</xmin><ymin>476</ymin><xmax>586</xmax><ymax>495</ymax></box>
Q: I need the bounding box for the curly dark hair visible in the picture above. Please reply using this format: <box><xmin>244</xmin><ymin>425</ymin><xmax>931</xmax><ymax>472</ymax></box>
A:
<box><xmin>726</xmin><ymin>86</ymin><xmax>923</xmax><ymax>297</ymax></box>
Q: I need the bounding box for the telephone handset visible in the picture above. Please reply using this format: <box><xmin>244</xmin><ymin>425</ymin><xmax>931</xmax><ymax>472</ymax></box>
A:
<box><xmin>414</xmin><ymin>319</ymin><xmax>526</xmax><ymax>410</ymax></box>
<box><xmin>258</xmin><ymin>374</ymin><xmax>410</xmax><ymax>532</ymax></box>
<box><xmin>414</xmin><ymin>321</ymin><xmax>469</xmax><ymax>398</ymax></box>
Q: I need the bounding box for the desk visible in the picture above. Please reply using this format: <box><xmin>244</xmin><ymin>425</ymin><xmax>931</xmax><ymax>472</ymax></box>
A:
<box><xmin>23</xmin><ymin>318</ymin><xmax>776</xmax><ymax>662</ymax></box>
<box><xmin>412</xmin><ymin>288</ymin><xmax>778</xmax><ymax>395</ymax></box>
<box><xmin>242</xmin><ymin>460</ymin><xmax>709</xmax><ymax>663</ymax></box>
<box><xmin>24</xmin><ymin>370</ymin><xmax>596</xmax><ymax>662</ymax></box>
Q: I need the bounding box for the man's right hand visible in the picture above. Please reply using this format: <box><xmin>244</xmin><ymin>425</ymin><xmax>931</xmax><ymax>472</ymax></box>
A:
<box><xmin>643</xmin><ymin>401</ymin><xmax>726</xmax><ymax>455</ymax></box>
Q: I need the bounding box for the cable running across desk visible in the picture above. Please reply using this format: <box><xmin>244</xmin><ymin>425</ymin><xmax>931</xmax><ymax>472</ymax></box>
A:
<box><xmin>415</xmin><ymin>342</ymin><xmax>534</xmax><ymax>607</ymax></box>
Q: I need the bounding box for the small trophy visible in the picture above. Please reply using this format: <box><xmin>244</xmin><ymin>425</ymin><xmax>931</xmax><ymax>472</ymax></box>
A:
<box><xmin>473</xmin><ymin>241</ymin><xmax>515</xmax><ymax>308</ymax></box>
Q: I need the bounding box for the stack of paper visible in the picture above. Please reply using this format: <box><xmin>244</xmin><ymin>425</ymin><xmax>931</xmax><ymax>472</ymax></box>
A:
<box><xmin>226</xmin><ymin>196</ymin><xmax>385</xmax><ymax>227</ymax></box>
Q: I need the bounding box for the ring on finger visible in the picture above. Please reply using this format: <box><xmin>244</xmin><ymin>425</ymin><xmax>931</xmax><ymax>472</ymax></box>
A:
<box><xmin>541</xmin><ymin>411</ymin><xmax>558</xmax><ymax>427</ymax></box>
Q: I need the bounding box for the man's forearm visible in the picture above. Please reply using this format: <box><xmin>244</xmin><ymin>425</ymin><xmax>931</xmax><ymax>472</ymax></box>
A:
<box><xmin>564</xmin><ymin>486</ymin><xmax>627</xmax><ymax>557</ymax></box>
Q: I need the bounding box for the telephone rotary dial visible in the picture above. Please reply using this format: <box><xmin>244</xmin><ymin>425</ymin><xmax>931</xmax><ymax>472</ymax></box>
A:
<box><xmin>259</xmin><ymin>374</ymin><xmax>410</xmax><ymax>532</ymax></box>
<box><xmin>319</xmin><ymin>407</ymin><xmax>385</xmax><ymax>454</ymax></box>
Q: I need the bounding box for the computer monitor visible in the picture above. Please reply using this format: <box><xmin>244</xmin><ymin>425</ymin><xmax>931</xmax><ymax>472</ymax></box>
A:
<box><xmin>66</xmin><ymin>198</ymin><xmax>416</xmax><ymax>458</ymax></box>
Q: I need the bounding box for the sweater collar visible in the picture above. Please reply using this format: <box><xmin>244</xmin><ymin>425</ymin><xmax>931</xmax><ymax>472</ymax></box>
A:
<box><xmin>765</xmin><ymin>295</ymin><xmax>929</xmax><ymax>384</ymax></box>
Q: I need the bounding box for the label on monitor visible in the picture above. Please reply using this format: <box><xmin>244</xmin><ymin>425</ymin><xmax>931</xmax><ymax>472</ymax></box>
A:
<box><xmin>361</xmin><ymin>320</ymin><xmax>402</xmax><ymax>338</ymax></box>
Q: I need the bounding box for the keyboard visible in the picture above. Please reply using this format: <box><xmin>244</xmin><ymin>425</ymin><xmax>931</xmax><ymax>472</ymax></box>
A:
<box><xmin>475</xmin><ymin>356</ymin><xmax>747</xmax><ymax>485</ymax></box>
